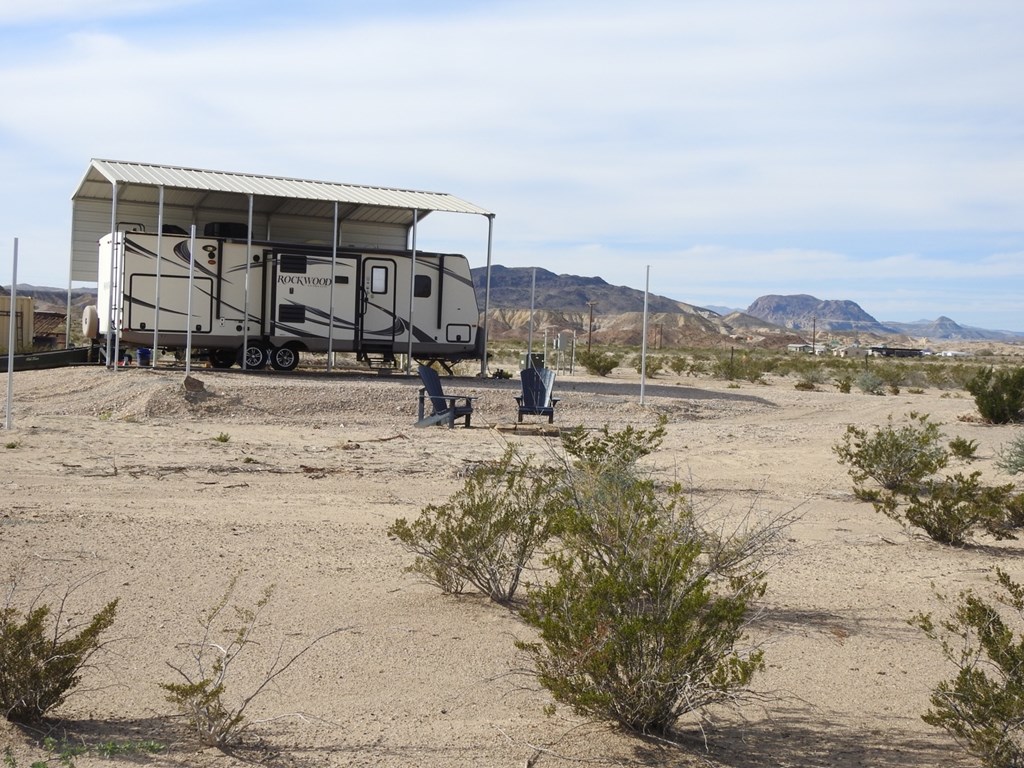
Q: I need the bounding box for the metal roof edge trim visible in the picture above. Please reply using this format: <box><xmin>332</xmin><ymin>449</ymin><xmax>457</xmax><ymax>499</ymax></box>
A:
<box><xmin>78</xmin><ymin>159</ymin><xmax>493</xmax><ymax>216</ymax></box>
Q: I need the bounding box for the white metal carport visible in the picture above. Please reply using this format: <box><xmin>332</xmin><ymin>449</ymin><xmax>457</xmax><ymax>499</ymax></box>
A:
<box><xmin>69</xmin><ymin>159</ymin><xmax>496</xmax><ymax>374</ymax></box>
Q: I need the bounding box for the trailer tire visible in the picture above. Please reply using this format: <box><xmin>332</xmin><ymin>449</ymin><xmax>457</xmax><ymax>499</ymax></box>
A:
<box><xmin>209</xmin><ymin>348</ymin><xmax>236</xmax><ymax>369</ymax></box>
<box><xmin>238</xmin><ymin>341</ymin><xmax>269</xmax><ymax>370</ymax></box>
<box><xmin>269</xmin><ymin>345</ymin><xmax>300</xmax><ymax>372</ymax></box>
<box><xmin>82</xmin><ymin>306</ymin><xmax>99</xmax><ymax>339</ymax></box>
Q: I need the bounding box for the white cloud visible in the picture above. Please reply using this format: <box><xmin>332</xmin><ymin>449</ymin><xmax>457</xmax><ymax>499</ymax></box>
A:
<box><xmin>0</xmin><ymin>0</ymin><xmax>1022</xmax><ymax>329</ymax></box>
<box><xmin>0</xmin><ymin>0</ymin><xmax>200</xmax><ymax>24</ymax></box>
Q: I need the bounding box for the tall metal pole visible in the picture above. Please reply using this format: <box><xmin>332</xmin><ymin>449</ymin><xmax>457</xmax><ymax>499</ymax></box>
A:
<box><xmin>527</xmin><ymin>267</ymin><xmax>536</xmax><ymax>367</ymax></box>
<box><xmin>184</xmin><ymin>226</ymin><xmax>197</xmax><ymax>377</ymax></box>
<box><xmin>327</xmin><ymin>202</ymin><xmax>339</xmax><ymax>372</ymax></box>
<box><xmin>106</xmin><ymin>183</ymin><xmax>119</xmax><ymax>367</ymax></box>
<box><xmin>586</xmin><ymin>300</ymin><xmax>596</xmax><ymax>352</ymax></box>
<box><xmin>479</xmin><ymin>214</ymin><xmax>495</xmax><ymax>378</ymax></box>
<box><xmin>5</xmin><ymin>238</ymin><xmax>18</xmax><ymax>430</ymax></box>
<box><xmin>405</xmin><ymin>209</ymin><xmax>418</xmax><ymax>374</ymax></box>
<box><xmin>241</xmin><ymin>194</ymin><xmax>255</xmax><ymax>370</ymax></box>
<box><xmin>640</xmin><ymin>265</ymin><xmax>650</xmax><ymax>405</ymax></box>
<box><xmin>151</xmin><ymin>185</ymin><xmax>165</xmax><ymax>366</ymax></box>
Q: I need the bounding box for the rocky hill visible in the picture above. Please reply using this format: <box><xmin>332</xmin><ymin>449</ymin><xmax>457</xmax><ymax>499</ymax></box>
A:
<box><xmin>9</xmin><ymin>273</ymin><xmax>1020</xmax><ymax>348</ymax></box>
<box><xmin>743</xmin><ymin>294</ymin><xmax>1022</xmax><ymax>342</ymax></box>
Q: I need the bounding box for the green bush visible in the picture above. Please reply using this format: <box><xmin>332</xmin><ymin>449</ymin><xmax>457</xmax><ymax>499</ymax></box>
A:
<box><xmin>712</xmin><ymin>352</ymin><xmax>766</xmax><ymax>383</ymax></box>
<box><xmin>875</xmin><ymin>472</ymin><xmax>1017</xmax><ymax>546</ymax></box>
<box><xmin>517</xmin><ymin>420</ymin><xmax>772</xmax><ymax>735</ymax></box>
<box><xmin>833</xmin><ymin>412</ymin><xmax>949</xmax><ymax>494</ymax></box>
<box><xmin>996</xmin><ymin>433</ymin><xmax>1024</xmax><ymax>475</ymax></box>
<box><xmin>948</xmin><ymin>436</ymin><xmax>980</xmax><ymax>461</ymax></box>
<box><xmin>577</xmin><ymin>350</ymin><xmax>620</xmax><ymax>377</ymax></box>
<box><xmin>388</xmin><ymin>445</ymin><xmax>558</xmax><ymax>604</ymax></box>
<box><xmin>966</xmin><ymin>367</ymin><xmax>1024</xmax><ymax>424</ymax></box>
<box><xmin>633</xmin><ymin>354</ymin><xmax>662</xmax><ymax>378</ymax></box>
<box><xmin>913</xmin><ymin>569</ymin><xmax>1024</xmax><ymax>767</ymax></box>
<box><xmin>0</xmin><ymin>591</ymin><xmax>117</xmax><ymax>724</ymax></box>
<box><xmin>855</xmin><ymin>370</ymin><xmax>885</xmax><ymax>395</ymax></box>
<box><xmin>162</xmin><ymin>578</ymin><xmax>342</xmax><ymax>747</ymax></box>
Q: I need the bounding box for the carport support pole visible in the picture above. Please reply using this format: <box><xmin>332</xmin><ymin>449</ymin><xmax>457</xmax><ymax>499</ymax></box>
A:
<box><xmin>405</xmin><ymin>209</ymin><xmax>419</xmax><ymax>374</ymax></box>
<box><xmin>242</xmin><ymin>194</ymin><xmax>254</xmax><ymax>371</ymax></box>
<box><xmin>106</xmin><ymin>183</ymin><xmax>119</xmax><ymax>368</ymax></box>
<box><xmin>479</xmin><ymin>215</ymin><xmax>494</xmax><ymax>378</ymax></box>
<box><xmin>327</xmin><ymin>202</ymin><xmax>339</xmax><ymax>372</ymax></box>
<box><xmin>151</xmin><ymin>186</ymin><xmax>165</xmax><ymax>366</ymax></box>
<box><xmin>184</xmin><ymin>226</ymin><xmax>197</xmax><ymax>377</ymax></box>
<box><xmin>5</xmin><ymin>238</ymin><xmax>18</xmax><ymax>430</ymax></box>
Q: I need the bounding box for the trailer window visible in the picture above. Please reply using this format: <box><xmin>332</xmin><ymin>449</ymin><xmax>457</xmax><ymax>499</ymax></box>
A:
<box><xmin>280</xmin><ymin>253</ymin><xmax>307</xmax><ymax>274</ymax></box>
<box><xmin>414</xmin><ymin>275</ymin><xmax>432</xmax><ymax>298</ymax></box>
<box><xmin>370</xmin><ymin>265</ymin><xmax>388</xmax><ymax>294</ymax></box>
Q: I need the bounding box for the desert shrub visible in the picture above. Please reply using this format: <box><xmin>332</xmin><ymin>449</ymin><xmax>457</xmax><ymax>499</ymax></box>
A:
<box><xmin>949</xmin><ymin>436</ymin><xmax>980</xmax><ymax>461</ymax></box>
<box><xmin>669</xmin><ymin>356</ymin><xmax>688</xmax><ymax>375</ymax></box>
<box><xmin>833</xmin><ymin>412</ymin><xmax>949</xmax><ymax>494</ymax></box>
<box><xmin>633</xmin><ymin>354</ymin><xmax>662</xmax><ymax>378</ymax></box>
<box><xmin>794</xmin><ymin>379</ymin><xmax>817</xmax><ymax>391</ymax></box>
<box><xmin>388</xmin><ymin>445</ymin><xmax>558</xmax><ymax>603</ymax></box>
<box><xmin>687</xmin><ymin>359</ymin><xmax>710</xmax><ymax>376</ymax></box>
<box><xmin>876</xmin><ymin>363</ymin><xmax>909</xmax><ymax>390</ymax></box>
<box><xmin>517</xmin><ymin>420</ymin><xmax>773</xmax><ymax>736</ymax></box>
<box><xmin>913</xmin><ymin>569</ymin><xmax>1024</xmax><ymax>767</ymax></box>
<box><xmin>996</xmin><ymin>433</ymin><xmax>1024</xmax><ymax>475</ymax></box>
<box><xmin>712</xmin><ymin>352</ymin><xmax>766</xmax><ymax>383</ymax></box>
<box><xmin>162</xmin><ymin>577</ymin><xmax>342</xmax><ymax>747</ymax></box>
<box><xmin>874</xmin><ymin>472</ymin><xmax>1017</xmax><ymax>546</ymax></box>
<box><xmin>0</xmin><ymin>582</ymin><xmax>117</xmax><ymax>724</ymax></box>
<box><xmin>835</xmin><ymin>376</ymin><xmax>852</xmax><ymax>394</ymax></box>
<box><xmin>855</xmin><ymin>370</ymin><xmax>885</xmax><ymax>395</ymax></box>
<box><xmin>577</xmin><ymin>350</ymin><xmax>620</xmax><ymax>377</ymax></box>
<box><xmin>966</xmin><ymin>367</ymin><xmax>1024</xmax><ymax>424</ymax></box>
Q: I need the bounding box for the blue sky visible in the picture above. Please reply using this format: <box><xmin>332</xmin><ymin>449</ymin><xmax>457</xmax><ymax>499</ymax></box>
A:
<box><xmin>1</xmin><ymin>0</ymin><xmax>1022</xmax><ymax>330</ymax></box>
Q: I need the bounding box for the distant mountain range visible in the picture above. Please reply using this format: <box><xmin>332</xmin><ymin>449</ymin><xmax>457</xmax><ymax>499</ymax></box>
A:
<box><xmin>470</xmin><ymin>267</ymin><xmax>1023</xmax><ymax>344</ymax></box>
<box><xmin>6</xmin><ymin>270</ymin><xmax>1020</xmax><ymax>346</ymax></box>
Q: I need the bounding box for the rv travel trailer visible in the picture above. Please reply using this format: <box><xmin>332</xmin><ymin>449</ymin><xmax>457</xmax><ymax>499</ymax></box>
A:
<box><xmin>86</xmin><ymin>225</ymin><xmax>483</xmax><ymax>371</ymax></box>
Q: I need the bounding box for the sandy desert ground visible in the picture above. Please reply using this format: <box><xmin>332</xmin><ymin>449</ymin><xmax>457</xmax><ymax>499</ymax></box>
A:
<box><xmin>1</xmin><ymin>360</ymin><xmax>1021</xmax><ymax>767</ymax></box>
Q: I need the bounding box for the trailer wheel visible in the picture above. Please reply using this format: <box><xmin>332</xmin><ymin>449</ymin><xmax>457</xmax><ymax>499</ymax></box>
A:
<box><xmin>239</xmin><ymin>341</ymin><xmax>269</xmax><ymax>370</ymax></box>
<box><xmin>269</xmin><ymin>345</ymin><xmax>300</xmax><ymax>372</ymax></box>
<box><xmin>82</xmin><ymin>306</ymin><xmax>99</xmax><ymax>339</ymax></box>
<box><xmin>209</xmin><ymin>349</ymin><xmax>236</xmax><ymax>369</ymax></box>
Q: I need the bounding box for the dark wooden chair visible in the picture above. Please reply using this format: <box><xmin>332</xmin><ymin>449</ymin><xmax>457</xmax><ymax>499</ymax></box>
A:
<box><xmin>416</xmin><ymin>365</ymin><xmax>477</xmax><ymax>428</ymax></box>
<box><xmin>516</xmin><ymin>367</ymin><xmax>559</xmax><ymax>423</ymax></box>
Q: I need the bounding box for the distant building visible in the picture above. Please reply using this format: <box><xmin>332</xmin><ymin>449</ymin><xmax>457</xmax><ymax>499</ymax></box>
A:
<box><xmin>836</xmin><ymin>345</ymin><xmax>869</xmax><ymax>358</ymax></box>
<box><xmin>868</xmin><ymin>346</ymin><xmax>924</xmax><ymax>358</ymax></box>
<box><xmin>787</xmin><ymin>343</ymin><xmax>828</xmax><ymax>355</ymax></box>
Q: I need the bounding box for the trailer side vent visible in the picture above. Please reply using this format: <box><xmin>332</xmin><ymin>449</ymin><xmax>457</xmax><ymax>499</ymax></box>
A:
<box><xmin>278</xmin><ymin>304</ymin><xmax>306</xmax><ymax>324</ymax></box>
<box><xmin>203</xmin><ymin>222</ymin><xmax>249</xmax><ymax>239</ymax></box>
<box><xmin>279</xmin><ymin>253</ymin><xmax>307</xmax><ymax>273</ymax></box>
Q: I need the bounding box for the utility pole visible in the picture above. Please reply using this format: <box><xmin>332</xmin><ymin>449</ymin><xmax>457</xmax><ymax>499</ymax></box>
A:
<box><xmin>586</xmin><ymin>301</ymin><xmax>597</xmax><ymax>352</ymax></box>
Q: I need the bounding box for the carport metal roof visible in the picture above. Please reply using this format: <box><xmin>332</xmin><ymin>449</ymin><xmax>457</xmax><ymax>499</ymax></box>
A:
<box><xmin>70</xmin><ymin>158</ymin><xmax>494</xmax><ymax>283</ymax></box>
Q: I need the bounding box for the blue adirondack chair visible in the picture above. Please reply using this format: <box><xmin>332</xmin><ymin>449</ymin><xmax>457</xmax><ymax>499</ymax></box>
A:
<box><xmin>416</xmin><ymin>365</ymin><xmax>477</xmax><ymax>428</ymax></box>
<box><xmin>516</xmin><ymin>367</ymin><xmax>558</xmax><ymax>423</ymax></box>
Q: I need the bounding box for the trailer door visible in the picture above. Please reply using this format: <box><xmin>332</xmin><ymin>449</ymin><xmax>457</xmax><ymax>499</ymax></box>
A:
<box><xmin>359</xmin><ymin>257</ymin><xmax>399</xmax><ymax>349</ymax></box>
